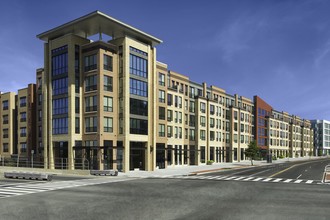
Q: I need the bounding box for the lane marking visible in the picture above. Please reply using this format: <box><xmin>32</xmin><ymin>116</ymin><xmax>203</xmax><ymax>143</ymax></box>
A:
<box><xmin>306</xmin><ymin>180</ymin><xmax>313</xmax><ymax>184</ymax></box>
<box><xmin>224</xmin><ymin>176</ymin><xmax>237</xmax><ymax>180</ymax></box>
<box><xmin>263</xmin><ymin>178</ymin><xmax>273</xmax><ymax>182</ymax></box>
<box><xmin>253</xmin><ymin>177</ymin><xmax>263</xmax><ymax>182</ymax></box>
<box><xmin>294</xmin><ymin>180</ymin><xmax>303</xmax><ymax>183</ymax></box>
<box><xmin>273</xmin><ymin>178</ymin><xmax>282</xmax><ymax>182</ymax></box>
<box><xmin>283</xmin><ymin>179</ymin><xmax>293</xmax><ymax>183</ymax></box>
<box><xmin>232</xmin><ymin>176</ymin><xmax>245</xmax><ymax>181</ymax></box>
<box><xmin>243</xmin><ymin>177</ymin><xmax>254</xmax><ymax>181</ymax></box>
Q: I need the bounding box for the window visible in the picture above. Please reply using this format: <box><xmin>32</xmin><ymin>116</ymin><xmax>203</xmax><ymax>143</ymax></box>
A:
<box><xmin>210</xmin><ymin>131</ymin><xmax>215</xmax><ymax>141</ymax></box>
<box><xmin>104</xmin><ymin>75</ymin><xmax>113</xmax><ymax>92</ymax></box>
<box><xmin>159</xmin><ymin>90</ymin><xmax>165</xmax><ymax>103</ymax></box>
<box><xmin>20</xmin><ymin>127</ymin><xmax>26</xmax><ymax>137</ymax></box>
<box><xmin>189</xmin><ymin>101</ymin><xmax>195</xmax><ymax>113</ymax></box>
<box><xmin>52</xmin><ymin>78</ymin><xmax>68</xmax><ymax>95</ymax></box>
<box><xmin>130</xmin><ymin>98</ymin><xmax>148</xmax><ymax>116</ymax></box>
<box><xmin>200</xmin><ymin>102</ymin><xmax>206</xmax><ymax>113</ymax></box>
<box><xmin>167</xmin><ymin>126</ymin><xmax>172</xmax><ymax>137</ymax></box>
<box><xmin>210</xmin><ymin>105</ymin><xmax>215</xmax><ymax>115</ymax></box>
<box><xmin>167</xmin><ymin>94</ymin><xmax>172</xmax><ymax>106</ymax></box>
<box><xmin>103</xmin><ymin>54</ymin><xmax>113</xmax><ymax>71</ymax></box>
<box><xmin>52</xmin><ymin>98</ymin><xmax>68</xmax><ymax>115</ymax></box>
<box><xmin>159</xmin><ymin>124</ymin><xmax>165</xmax><ymax>137</ymax></box>
<box><xmin>3</xmin><ymin>143</ymin><xmax>9</xmax><ymax>152</ymax></box>
<box><xmin>3</xmin><ymin>129</ymin><xmax>8</xmax><ymax>138</ymax></box>
<box><xmin>210</xmin><ymin>118</ymin><xmax>215</xmax><ymax>128</ymax></box>
<box><xmin>189</xmin><ymin>115</ymin><xmax>195</xmax><ymax>127</ymax></box>
<box><xmin>159</xmin><ymin>73</ymin><xmax>165</xmax><ymax>86</ymax></box>
<box><xmin>130</xmin><ymin>78</ymin><xmax>148</xmax><ymax>97</ymax></box>
<box><xmin>20</xmin><ymin>112</ymin><xmax>27</xmax><ymax>122</ymax></box>
<box><xmin>190</xmin><ymin>129</ymin><xmax>195</xmax><ymax>141</ymax></box>
<box><xmin>52</xmin><ymin>118</ymin><xmax>68</xmax><ymax>134</ymax></box>
<box><xmin>234</xmin><ymin>111</ymin><xmax>238</xmax><ymax>120</ymax></box>
<box><xmin>104</xmin><ymin>96</ymin><xmax>113</xmax><ymax>112</ymax></box>
<box><xmin>159</xmin><ymin>107</ymin><xmax>165</xmax><ymax>120</ymax></box>
<box><xmin>38</xmin><ymin>94</ymin><xmax>42</xmax><ymax>105</ymax></box>
<box><xmin>21</xmin><ymin>143</ymin><xmax>27</xmax><ymax>153</ymax></box>
<box><xmin>85</xmin><ymin>75</ymin><xmax>97</xmax><ymax>91</ymax></box>
<box><xmin>85</xmin><ymin>96</ymin><xmax>97</xmax><ymax>112</ymax></box>
<box><xmin>84</xmin><ymin>54</ymin><xmax>97</xmax><ymax>72</ymax></box>
<box><xmin>38</xmin><ymin>126</ymin><xmax>42</xmax><ymax>137</ymax></box>
<box><xmin>130</xmin><ymin>118</ymin><xmax>148</xmax><ymax>135</ymax></box>
<box><xmin>104</xmin><ymin>117</ymin><xmax>113</xmax><ymax>133</ymax></box>
<box><xmin>2</xmin><ymin>100</ymin><xmax>8</xmax><ymax>110</ymax></box>
<box><xmin>20</xmin><ymin>97</ymin><xmax>27</xmax><ymax>107</ymax></box>
<box><xmin>129</xmin><ymin>47</ymin><xmax>148</xmax><ymax>78</ymax></box>
<box><xmin>241</xmin><ymin>124</ymin><xmax>244</xmax><ymax>132</ymax></box>
<box><xmin>234</xmin><ymin>134</ymin><xmax>238</xmax><ymax>143</ymax></box>
<box><xmin>75</xmin><ymin>117</ymin><xmax>80</xmax><ymax>134</ymax></box>
<box><xmin>3</xmin><ymin>115</ymin><xmax>8</xmax><ymax>124</ymax></box>
<box><xmin>167</xmin><ymin>110</ymin><xmax>172</xmax><ymax>122</ymax></box>
<box><xmin>200</xmin><ymin>130</ymin><xmax>206</xmax><ymax>140</ymax></box>
<box><xmin>52</xmin><ymin>45</ymin><xmax>68</xmax><ymax>76</ymax></box>
<box><xmin>75</xmin><ymin>97</ymin><xmax>80</xmax><ymax>114</ymax></box>
<box><xmin>200</xmin><ymin>116</ymin><xmax>206</xmax><ymax>127</ymax></box>
<box><xmin>85</xmin><ymin>117</ymin><xmax>97</xmax><ymax>132</ymax></box>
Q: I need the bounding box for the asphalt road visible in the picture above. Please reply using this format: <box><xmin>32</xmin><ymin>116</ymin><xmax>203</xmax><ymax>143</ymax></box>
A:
<box><xmin>0</xmin><ymin>178</ymin><xmax>329</xmax><ymax>220</ymax></box>
<box><xmin>203</xmin><ymin>158</ymin><xmax>330</xmax><ymax>181</ymax></box>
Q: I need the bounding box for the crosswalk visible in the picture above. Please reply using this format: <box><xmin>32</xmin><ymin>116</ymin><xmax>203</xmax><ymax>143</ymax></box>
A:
<box><xmin>148</xmin><ymin>175</ymin><xmax>322</xmax><ymax>185</ymax></box>
<box><xmin>0</xmin><ymin>177</ymin><xmax>133</xmax><ymax>199</ymax></box>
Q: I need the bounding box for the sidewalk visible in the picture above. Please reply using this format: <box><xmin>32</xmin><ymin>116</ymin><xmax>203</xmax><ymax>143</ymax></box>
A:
<box><xmin>119</xmin><ymin>156</ymin><xmax>326</xmax><ymax>178</ymax></box>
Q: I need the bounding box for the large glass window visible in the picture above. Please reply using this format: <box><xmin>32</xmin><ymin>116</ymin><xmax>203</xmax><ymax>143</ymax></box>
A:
<box><xmin>200</xmin><ymin>102</ymin><xmax>206</xmax><ymax>113</ymax></box>
<box><xmin>52</xmin><ymin>77</ymin><xmax>68</xmax><ymax>95</ymax></box>
<box><xmin>167</xmin><ymin>126</ymin><xmax>172</xmax><ymax>137</ymax></box>
<box><xmin>104</xmin><ymin>117</ymin><xmax>113</xmax><ymax>133</ymax></box>
<box><xmin>52</xmin><ymin>45</ymin><xmax>68</xmax><ymax>76</ymax></box>
<box><xmin>200</xmin><ymin>130</ymin><xmax>206</xmax><ymax>140</ymax></box>
<box><xmin>103</xmin><ymin>96</ymin><xmax>113</xmax><ymax>112</ymax></box>
<box><xmin>3</xmin><ymin>143</ymin><xmax>8</xmax><ymax>152</ymax></box>
<box><xmin>3</xmin><ymin>115</ymin><xmax>8</xmax><ymax>124</ymax></box>
<box><xmin>130</xmin><ymin>118</ymin><xmax>148</xmax><ymax>135</ymax></box>
<box><xmin>104</xmin><ymin>54</ymin><xmax>113</xmax><ymax>71</ymax></box>
<box><xmin>129</xmin><ymin>47</ymin><xmax>148</xmax><ymax>78</ymax></box>
<box><xmin>21</xmin><ymin>143</ymin><xmax>27</xmax><ymax>153</ymax></box>
<box><xmin>75</xmin><ymin>117</ymin><xmax>80</xmax><ymax>134</ymax></box>
<box><xmin>2</xmin><ymin>129</ymin><xmax>8</xmax><ymax>138</ymax></box>
<box><xmin>85</xmin><ymin>96</ymin><xmax>97</xmax><ymax>112</ymax></box>
<box><xmin>129</xmin><ymin>78</ymin><xmax>148</xmax><ymax>97</ymax></box>
<box><xmin>130</xmin><ymin>98</ymin><xmax>148</xmax><ymax>116</ymax></box>
<box><xmin>85</xmin><ymin>75</ymin><xmax>97</xmax><ymax>91</ymax></box>
<box><xmin>52</xmin><ymin>117</ymin><xmax>68</xmax><ymax>134</ymax></box>
<box><xmin>85</xmin><ymin>117</ymin><xmax>97</xmax><ymax>132</ymax></box>
<box><xmin>53</xmin><ymin>98</ymin><xmax>68</xmax><ymax>115</ymax></box>
<box><xmin>84</xmin><ymin>54</ymin><xmax>97</xmax><ymax>72</ymax></box>
<box><xmin>104</xmin><ymin>75</ymin><xmax>113</xmax><ymax>92</ymax></box>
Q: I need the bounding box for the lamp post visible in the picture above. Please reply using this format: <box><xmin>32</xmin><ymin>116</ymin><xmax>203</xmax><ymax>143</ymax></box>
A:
<box><xmin>31</xmin><ymin>150</ymin><xmax>34</xmax><ymax>168</ymax></box>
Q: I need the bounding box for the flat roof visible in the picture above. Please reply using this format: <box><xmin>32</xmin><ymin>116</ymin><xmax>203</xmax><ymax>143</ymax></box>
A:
<box><xmin>37</xmin><ymin>11</ymin><xmax>162</xmax><ymax>47</ymax></box>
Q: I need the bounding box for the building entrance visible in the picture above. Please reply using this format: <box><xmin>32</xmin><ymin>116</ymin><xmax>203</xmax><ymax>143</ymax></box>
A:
<box><xmin>130</xmin><ymin>142</ymin><xmax>146</xmax><ymax>170</ymax></box>
<box><xmin>156</xmin><ymin>143</ymin><xmax>165</xmax><ymax>169</ymax></box>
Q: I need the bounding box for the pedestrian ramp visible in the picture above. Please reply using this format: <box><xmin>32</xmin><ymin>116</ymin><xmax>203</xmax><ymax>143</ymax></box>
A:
<box><xmin>148</xmin><ymin>175</ymin><xmax>323</xmax><ymax>185</ymax></box>
<box><xmin>0</xmin><ymin>177</ymin><xmax>134</xmax><ymax>199</ymax></box>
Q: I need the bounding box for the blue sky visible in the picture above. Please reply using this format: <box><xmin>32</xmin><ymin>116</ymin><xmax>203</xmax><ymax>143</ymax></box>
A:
<box><xmin>0</xmin><ymin>0</ymin><xmax>329</xmax><ymax>120</ymax></box>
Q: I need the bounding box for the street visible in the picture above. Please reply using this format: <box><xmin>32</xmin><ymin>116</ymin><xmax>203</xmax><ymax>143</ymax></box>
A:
<box><xmin>0</xmin><ymin>158</ymin><xmax>329</xmax><ymax>220</ymax></box>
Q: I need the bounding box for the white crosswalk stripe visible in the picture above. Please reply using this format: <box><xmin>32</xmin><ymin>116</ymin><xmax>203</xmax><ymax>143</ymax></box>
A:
<box><xmin>0</xmin><ymin>177</ymin><xmax>136</xmax><ymax>199</ymax></box>
<box><xmin>150</xmin><ymin>175</ymin><xmax>321</xmax><ymax>185</ymax></box>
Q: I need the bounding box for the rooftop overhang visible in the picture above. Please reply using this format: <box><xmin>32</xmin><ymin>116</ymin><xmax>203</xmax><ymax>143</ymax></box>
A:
<box><xmin>37</xmin><ymin>10</ymin><xmax>162</xmax><ymax>47</ymax></box>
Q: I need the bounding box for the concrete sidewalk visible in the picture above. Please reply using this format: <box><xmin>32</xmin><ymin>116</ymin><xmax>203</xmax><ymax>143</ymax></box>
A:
<box><xmin>119</xmin><ymin>156</ymin><xmax>326</xmax><ymax>178</ymax></box>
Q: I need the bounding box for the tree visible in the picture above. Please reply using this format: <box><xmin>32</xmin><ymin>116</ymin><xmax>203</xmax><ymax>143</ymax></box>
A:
<box><xmin>245</xmin><ymin>140</ymin><xmax>259</xmax><ymax>166</ymax></box>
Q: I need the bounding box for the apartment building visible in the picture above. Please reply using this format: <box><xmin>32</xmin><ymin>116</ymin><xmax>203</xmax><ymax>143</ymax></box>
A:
<box><xmin>311</xmin><ymin>120</ymin><xmax>330</xmax><ymax>156</ymax></box>
<box><xmin>16</xmin><ymin>84</ymin><xmax>37</xmax><ymax>158</ymax></box>
<box><xmin>1</xmin><ymin>92</ymin><xmax>16</xmax><ymax>155</ymax></box>
<box><xmin>0</xmin><ymin>11</ymin><xmax>314</xmax><ymax>172</ymax></box>
<box><xmin>254</xmin><ymin>96</ymin><xmax>313</xmax><ymax>158</ymax></box>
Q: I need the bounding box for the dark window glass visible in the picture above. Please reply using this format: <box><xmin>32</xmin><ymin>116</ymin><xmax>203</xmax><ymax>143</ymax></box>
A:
<box><xmin>52</xmin><ymin>117</ymin><xmax>68</xmax><ymax>134</ymax></box>
<box><xmin>85</xmin><ymin>96</ymin><xmax>97</xmax><ymax>112</ymax></box>
<box><xmin>129</xmin><ymin>50</ymin><xmax>148</xmax><ymax>78</ymax></box>
<box><xmin>104</xmin><ymin>75</ymin><xmax>113</xmax><ymax>92</ymax></box>
<box><xmin>129</xmin><ymin>78</ymin><xmax>148</xmax><ymax>97</ymax></box>
<box><xmin>52</xmin><ymin>77</ymin><xmax>68</xmax><ymax>95</ymax></box>
<box><xmin>20</xmin><ymin>97</ymin><xmax>27</xmax><ymax>107</ymax></box>
<box><xmin>52</xmin><ymin>98</ymin><xmax>68</xmax><ymax>115</ymax></box>
<box><xmin>130</xmin><ymin>98</ymin><xmax>148</xmax><ymax>116</ymax></box>
<box><xmin>159</xmin><ymin>107</ymin><xmax>165</xmax><ymax>120</ymax></box>
<box><xmin>51</xmin><ymin>45</ymin><xmax>68</xmax><ymax>76</ymax></box>
<box><xmin>84</xmin><ymin>54</ymin><xmax>97</xmax><ymax>72</ymax></box>
<box><xmin>85</xmin><ymin>116</ymin><xmax>97</xmax><ymax>132</ymax></box>
<box><xmin>130</xmin><ymin>118</ymin><xmax>148</xmax><ymax>135</ymax></box>
<box><xmin>104</xmin><ymin>54</ymin><xmax>113</xmax><ymax>71</ymax></box>
<box><xmin>85</xmin><ymin>75</ymin><xmax>97</xmax><ymax>91</ymax></box>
